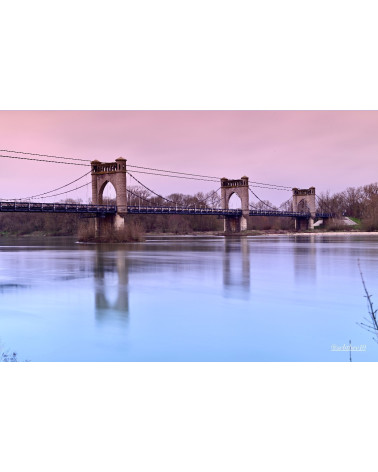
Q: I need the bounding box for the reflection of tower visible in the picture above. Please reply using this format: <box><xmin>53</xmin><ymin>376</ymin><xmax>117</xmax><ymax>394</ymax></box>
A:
<box><xmin>94</xmin><ymin>248</ymin><xmax>129</xmax><ymax>322</ymax></box>
<box><xmin>222</xmin><ymin>237</ymin><xmax>251</xmax><ymax>298</ymax></box>
<box><xmin>293</xmin><ymin>234</ymin><xmax>317</xmax><ymax>284</ymax></box>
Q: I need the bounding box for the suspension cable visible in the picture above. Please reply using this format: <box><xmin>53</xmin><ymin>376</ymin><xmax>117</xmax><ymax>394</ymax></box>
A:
<box><xmin>127</xmin><ymin>164</ymin><xmax>220</xmax><ymax>180</ymax></box>
<box><xmin>126</xmin><ymin>188</ymin><xmax>152</xmax><ymax>206</ymax></box>
<box><xmin>127</xmin><ymin>169</ymin><xmax>218</xmax><ymax>182</ymax></box>
<box><xmin>249</xmin><ymin>184</ymin><xmax>291</xmax><ymax>191</ymax></box>
<box><xmin>249</xmin><ymin>181</ymin><xmax>292</xmax><ymax>190</ymax></box>
<box><xmin>190</xmin><ymin>187</ymin><xmax>221</xmax><ymax>208</ymax></box>
<box><xmin>0</xmin><ymin>148</ymin><xmax>294</xmax><ymax>188</ymax></box>
<box><xmin>278</xmin><ymin>197</ymin><xmax>293</xmax><ymax>209</ymax></box>
<box><xmin>0</xmin><ymin>149</ymin><xmax>221</xmax><ymax>180</ymax></box>
<box><xmin>127</xmin><ymin>172</ymin><xmax>221</xmax><ymax>209</ymax></box>
<box><xmin>248</xmin><ymin>187</ymin><xmax>278</xmax><ymax>210</ymax></box>
<box><xmin>0</xmin><ymin>149</ymin><xmax>89</xmax><ymax>162</ymax></box>
<box><xmin>127</xmin><ymin>171</ymin><xmax>182</xmax><ymax>205</ymax></box>
<box><xmin>13</xmin><ymin>171</ymin><xmax>92</xmax><ymax>201</ymax></box>
<box><xmin>0</xmin><ymin>154</ymin><xmax>87</xmax><ymax>167</ymax></box>
<box><xmin>0</xmin><ymin>148</ymin><xmax>221</xmax><ymax>179</ymax></box>
<box><xmin>8</xmin><ymin>181</ymin><xmax>91</xmax><ymax>201</ymax></box>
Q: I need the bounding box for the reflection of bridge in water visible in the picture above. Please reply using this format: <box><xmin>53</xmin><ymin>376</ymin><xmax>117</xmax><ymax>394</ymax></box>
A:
<box><xmin>92</xmin><ymin>238</ymin><xmax>254</xmax><ymax>321</ymax></box>
<box><xmin>222</xmin><ymin>235</ymin><xmax>319</xmax><ymax>298</ymax></box>
<box><xmin>222</xmin><ymin>238</ymin><xmax>251</xmax><ymax>298</ymax></box>
<box><xmin>94</xmin><ymin>249</ymin><xmax>129</xmax><ymax>322</ymax></box>
<box><xmin>293</xmin><ymin>235</ymin><xmax>317</xmax><ymax>284</ymax></box>
<box><xmin>91</xmin><ymin>235</ymin><xmax>321</xmax><ymax>316</ymax></box>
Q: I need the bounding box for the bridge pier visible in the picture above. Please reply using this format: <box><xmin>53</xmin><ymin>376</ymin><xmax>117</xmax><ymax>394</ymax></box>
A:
<box><xmin>95</xmin><ymin>213</ymin><xmax>125</xmax><ymax>239</ymax></box>
<box><xmin>294</xmin><ymin>216</ymin><xmax>315</xmax><ymax>231</ymax></box>
<box><xmin>224</xmin><ymin>215</ymin><xmax>247</xmax><ymax>233</ymax></box>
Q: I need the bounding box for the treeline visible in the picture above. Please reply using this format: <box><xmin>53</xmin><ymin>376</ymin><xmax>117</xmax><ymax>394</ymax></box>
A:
<box><xmin>317</xmin><ymin>182</ymin><xmax>378</xmax><ymax>230</ymax></box>
<box><xmin>0</xmin><ymin>205</ymin><xmax>80</xmax><ymax>236</ymax></box>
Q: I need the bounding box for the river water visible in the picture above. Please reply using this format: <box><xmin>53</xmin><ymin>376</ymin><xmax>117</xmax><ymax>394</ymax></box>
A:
<box><xmin>0</xmin><ymin>234</ymin><xmax>377</xmax><ymax>361</ymax></box>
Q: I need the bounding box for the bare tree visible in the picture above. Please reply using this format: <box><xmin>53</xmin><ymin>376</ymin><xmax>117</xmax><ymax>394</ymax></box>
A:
<box><xmin>250</xmin><ymin>200</ymin><xmax>277</xmax><ymax>211</ymax></box>
<box><xmin>206</xmin><ymin>190</ymin><xmax>221</xmax><ymax>208</ymax></box>
<box><xmin>1</xmin><ymin>351</ymin><xmax>19</xmax><ymax>362</ymax></box>
<box><xmin>358</xmin><ymin>261</ymin><xmax>378</xmax><ymax>343</ymax></box>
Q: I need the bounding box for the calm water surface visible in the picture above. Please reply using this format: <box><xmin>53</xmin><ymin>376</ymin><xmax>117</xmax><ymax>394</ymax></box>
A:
<box><xmin>0</xmin><ymin>234</ymin><xmax>377</xmax><ymax>361</ymax></box>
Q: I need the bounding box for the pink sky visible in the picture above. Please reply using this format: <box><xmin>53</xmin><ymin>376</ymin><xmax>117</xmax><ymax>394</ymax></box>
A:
<box><xmin>0</xmin><ymin>111</ymin><xmax>377</xmax><ymax>205</ymax></box>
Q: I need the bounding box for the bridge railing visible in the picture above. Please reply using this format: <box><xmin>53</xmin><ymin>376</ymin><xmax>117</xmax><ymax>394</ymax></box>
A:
<box><xmin>249</xmin><ymin>209</ymin><xmax>311</xmax><ymax>217</ymax></box>
<box><xmin>249</xmin><ymin>209</ymin><xmax>333</xmax><ymax>218</ymax></box>
<box><xmin>0</xmin><ymin>201</ymin><xmax>117</xmax><ymax>214</ymax></box>
<box><xmin>126</xmin><ymin>205</ymin><xmax>242</xmax><ymax>215</ymax></box>
<box><xmin>315</xmin><ymin>212</ymin><xmax>333</xmax><ymax>218</ymax></box>
<box><xmin>0</xmin><ymin>201</ymin><xmax>333</xmax><ymax>218</ymax></box>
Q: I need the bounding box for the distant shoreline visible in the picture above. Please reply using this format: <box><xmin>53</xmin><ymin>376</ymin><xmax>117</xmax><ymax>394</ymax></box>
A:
<box><xmin>1</xmin><ymin>229</ymin><xmax>378</xmax><ymax>240</ymax></box>
<box><xmin>146</xmin><ymin>230</ymin><xmax>378</xmax><ymax>237</ymax></box>
<box><xmin>261</xmin><ymin>231</ymin><xmax>378</xmax><ymax>237</ymax></box>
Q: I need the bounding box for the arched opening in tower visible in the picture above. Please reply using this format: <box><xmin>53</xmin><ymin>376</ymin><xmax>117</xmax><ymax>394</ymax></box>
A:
<box><xmin>228</xmin><ymin>192</ymin><xmax>242</xmax><ymax>209</ymax></box>
<box><xmin>99</xmin><ymin>181</ymin><xmax>117</xmax><ymax>205</ymax></box>
<box><xmin>297</xmin><ymin>199</ymin><xmax>310</xmax><ymax>213</ymax></box>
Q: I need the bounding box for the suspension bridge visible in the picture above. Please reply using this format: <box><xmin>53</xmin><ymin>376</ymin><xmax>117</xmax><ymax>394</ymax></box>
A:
<box><xmin>0</xmin><ymin>150</ymin><xmax>333</xmax><ymax>233</ymax></box>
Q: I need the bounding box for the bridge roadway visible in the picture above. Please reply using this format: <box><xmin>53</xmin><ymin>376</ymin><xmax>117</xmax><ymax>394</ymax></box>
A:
<box><xmin>0</xmin><ymin>201</ymin><xmax>331</xmax><ymax>219</ymax></box>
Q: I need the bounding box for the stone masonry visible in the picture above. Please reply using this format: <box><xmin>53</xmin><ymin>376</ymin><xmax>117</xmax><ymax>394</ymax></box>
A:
<box><xmin>91</xmin><ymin>157</ymin><xmax>127</xmax><ymax>236</ymax></box>
<box><xmin>220</xmin><ymin>176</ymin><xmax>249</xmax><ymax>232</ymax></box>
<box><xmin>292</xmin><ymin>187</ymin><xmax>316</xmax><ymax>230</ymax></box>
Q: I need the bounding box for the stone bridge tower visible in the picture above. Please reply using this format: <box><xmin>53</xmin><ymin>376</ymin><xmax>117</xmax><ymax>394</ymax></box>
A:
<box><xmin>221</xmin><ymin>176</ymin><xmax>249</xmax><ymax>232</ymax></box>
<box><xmin>91</xmin><ymin>157</ymin><xmax>127</xmax><ymax>235</ymax></box>
<box><xmin>292</xmin><ymin>187</ymin><xmax>316</xmax><ymax>230</ymax></box>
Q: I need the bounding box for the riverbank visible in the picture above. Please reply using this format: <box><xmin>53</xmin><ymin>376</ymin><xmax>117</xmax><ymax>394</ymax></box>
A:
<box><xmin>1</xmin><ymin>228</ymin><xmax>377</xmax><ymax>240</ymax></box>
<box><xmin>147</xmin><ymin>229</ymin><xmax>378</xmax><ymax>237</ymax></box>
<box><xmin>262</xmin><ymin>230</ymin><xmax>378</xmax><ymax>237</ymax></box>
<box><xmin>0</xmin><ymin>230</ymin><xmax>74</xmax><ymax>238</ymax></box>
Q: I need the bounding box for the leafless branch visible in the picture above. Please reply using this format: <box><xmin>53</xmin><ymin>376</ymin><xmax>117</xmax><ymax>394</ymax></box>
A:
<box><xmin>358</xmin><ymin>260</ymin><xmax>378</xmax><ymax>343</ymax></box>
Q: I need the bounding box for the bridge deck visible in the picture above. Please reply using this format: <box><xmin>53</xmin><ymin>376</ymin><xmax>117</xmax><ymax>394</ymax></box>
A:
<box><xmin>0</xmin><ymin>201</ymin><xmax>117</xmax><ymax>215</ymax></box>
<box><xmin>0</xmin><ymin>202</ymin><xmax>331</xmax><ymax>218</ymax></box>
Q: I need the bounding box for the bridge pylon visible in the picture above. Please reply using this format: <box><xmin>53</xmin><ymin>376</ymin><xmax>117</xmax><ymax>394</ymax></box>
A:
<box><xmin>221</xmin><ymin>176</ymin><xmax>249</xmax><ymax>233</ymax></box>
<box><xmin>91</xmin><ymin>158</ymin><xmax>127</xmax><ymax>237</ymax></box>
<box><xmin>292</xmin><ymin>187</ymin><xmax>316</xmax><ymax>230</ymax></box>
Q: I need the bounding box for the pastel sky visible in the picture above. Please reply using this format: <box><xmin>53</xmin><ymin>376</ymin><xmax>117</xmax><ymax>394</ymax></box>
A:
<box><xmin>0</xmin><ymin>111</ymin><xmax>377</xmax><ymax>205</ymax></box>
